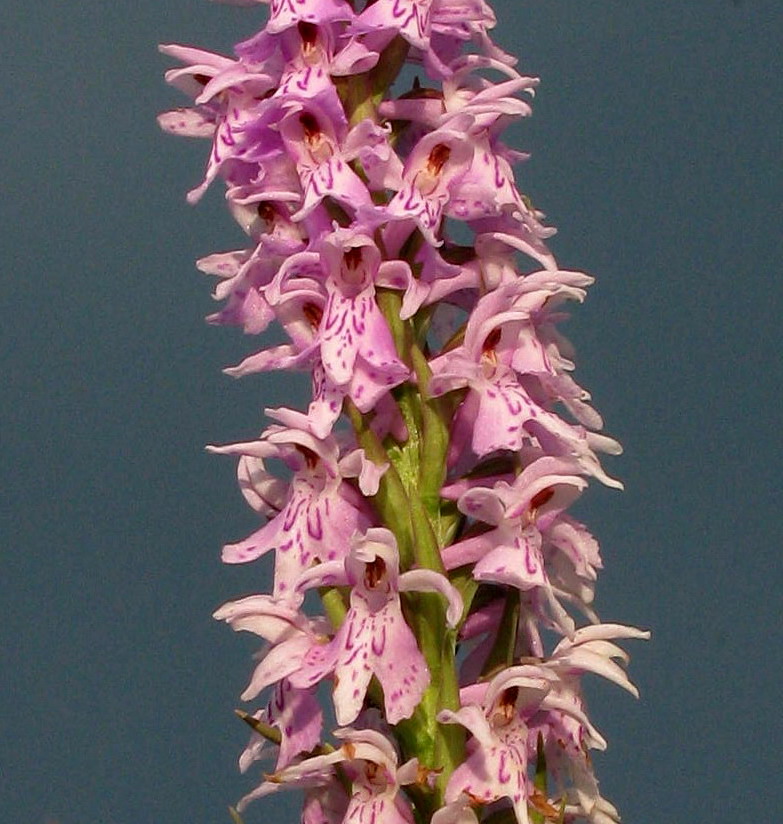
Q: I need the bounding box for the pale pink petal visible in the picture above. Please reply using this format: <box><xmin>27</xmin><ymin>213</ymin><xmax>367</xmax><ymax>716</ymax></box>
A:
<box><xmin>222</xmin><ymin>517</ymin><xmax>281</xmax><ymax>564</ymax></box>
<box><xmin>158</xmin><ymin>108</ymin><xmax>215</xmax><ymax>137</ymax></box>
<box><xmin>398</xmin><ymin>569</ymin><xmax>463</xmax><ymax>627</ymax></box>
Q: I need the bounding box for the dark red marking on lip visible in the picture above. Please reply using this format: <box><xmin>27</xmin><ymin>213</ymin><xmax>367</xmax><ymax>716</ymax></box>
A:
<box><xmin>427</xmin><ymin>143</ymin><xmax>451</xmax><ymax>176</ymax></box>
<box><xmin>303</xmin><ymin>302</ymin><xmax>323</xmax><ymax>330</ymax></box>
<box><xmin>530</xmin><ymin>487</ymin><xmax>555</xmax><ymax>510</ymax></box>
<box><xmin>364</xmin><ymin>557</ymin><xmax>387</xmax><ymax>589</ymax></box>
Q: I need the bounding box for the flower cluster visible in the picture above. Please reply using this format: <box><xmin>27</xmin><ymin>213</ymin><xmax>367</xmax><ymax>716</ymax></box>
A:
<box><xmin>161</xmin><ymin>2</ymin><xmax>647</xmax><ymax>822</ymax></box>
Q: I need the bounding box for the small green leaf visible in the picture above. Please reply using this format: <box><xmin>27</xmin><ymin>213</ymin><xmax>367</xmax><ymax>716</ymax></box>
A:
<box><xmin>530</xmin><ymin>733</ymin><xmax>548</xmax><ymax>824</ymax></box>
<box><xmin>320</xmin><ymin>585</ymin><xmax>348</xmax><ymax>632</ymax></box>
<box><xmin>234</xmin><ymin>709</ymin><xmax>281</xmax><ymax>745</ymax></box>
<box><xmin>534</xmin><ymin>732</ymin><xmax>547</xmax><ymax>794</ymax></box>
<box><xmin>481</xmin><ymin>589</ymin><xmax>520</xmax><ymax>678</ymax></box>
<box><xmin>448</xmin><ymin>566</ymin><xmax>478</xmax><ymax>629</ymax></box>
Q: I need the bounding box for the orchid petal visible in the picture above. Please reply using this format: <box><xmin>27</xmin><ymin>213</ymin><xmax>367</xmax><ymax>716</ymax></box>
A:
<box><xmin>399</xmin><ymin>569</ymin><xmax>463</xmax><ymax>627</ymax></box>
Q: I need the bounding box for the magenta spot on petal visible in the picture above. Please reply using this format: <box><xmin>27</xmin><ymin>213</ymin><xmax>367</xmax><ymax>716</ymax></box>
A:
<box><xmin>497</xmin><ymin>752</ymin><xmax>512</xmax><ymax>784</ymax></box>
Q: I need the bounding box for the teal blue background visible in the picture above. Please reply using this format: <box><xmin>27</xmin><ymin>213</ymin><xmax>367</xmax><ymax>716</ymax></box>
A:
<box><xmin>2</xmin><ymin>1</ymin><xmax>781</xmax><ymax>821</ymax></box>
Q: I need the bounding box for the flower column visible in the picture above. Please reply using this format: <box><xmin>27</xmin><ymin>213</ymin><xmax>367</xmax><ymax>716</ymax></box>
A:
<box><xmin>161</xmin><ymin>2</ymin><xmax>648</xmax><ymax>823</ymax></box>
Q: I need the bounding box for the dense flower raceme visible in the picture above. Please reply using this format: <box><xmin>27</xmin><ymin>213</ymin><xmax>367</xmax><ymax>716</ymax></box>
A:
<box><xmin>161</xmin><ymin>2</ymin><xmax>648</xmax><ymax>822</ymax></box>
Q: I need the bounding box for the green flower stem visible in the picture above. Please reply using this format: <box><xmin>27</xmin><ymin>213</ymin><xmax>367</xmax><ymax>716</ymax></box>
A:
<box><xmin>319</xmin><ymin>585</ymin><xmax>348</xmax><ymax>632</ymax></box>
<box><xmin>334</xmin><ymin>35</ymin><xmax>409</xmax><ymax>126</ymax></box>
<box><xmin>482</xmin><ymin>588</ymin><xmax>520</xmax><ymax>678</ymax></box>
<box><xmin>410</xmin><ymin>344</ymin><xmax>452</xmax><ymax>544</ymax></box>
<box><xmin>344</xmin><ymin>400</ymin><xmax>456</xmax><ymax>781</ymax></box>
<box><xmin>432</xmin><ymin>633</ymin><xmax>464</xmax><ymax>802</ymax></box>
<box><xmin>530</xmin><ymin>733</ymin><xmax>548</xmax><ymax>824</ymax></box>
<box><xmin>448</xmin><ymin>566</ymin><xmax>479</xmax><ymax>631</ymax></box>
<box><xmin>363</xmin><ymin>305</ymin><xmax>465</xmax><ymax>804</ymax></box>
<box><xmin>376</xmin><ymin>289</ymin><xmax>411</xmax><ymax>364</ymax></box>
<box><xmin>345</xmin><ymin>398</ymin><xmax>416</xmax><ymax>569</ymax></box>
<box><xmin>334</xmin><ymin>47</ymin><xmax>470</xmax><ymax>807</ymax></box>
